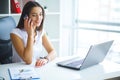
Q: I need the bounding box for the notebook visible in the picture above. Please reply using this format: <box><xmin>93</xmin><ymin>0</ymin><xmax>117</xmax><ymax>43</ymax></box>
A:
<box><xmin>57</xmin><ymin>40</ymin><xmax>114</xmax><ymax>70</ymax></box>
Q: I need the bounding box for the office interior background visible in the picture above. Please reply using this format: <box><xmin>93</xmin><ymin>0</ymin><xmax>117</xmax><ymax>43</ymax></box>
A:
<box><xmin>60</xmin><ymin>0</ymin><xmax>120</xmax><ymax>63</ymax></box>
<box><xmin>0</xmin><ymin>0</ymin><xmax>120</xmax><ymax>63</ymax></box>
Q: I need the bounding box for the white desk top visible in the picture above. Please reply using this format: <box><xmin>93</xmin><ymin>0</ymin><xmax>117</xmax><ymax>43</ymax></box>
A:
<box><xmin>0</xmin><ymin>57</ymin><xmax>120</xmax><ymax>80</ymax></box>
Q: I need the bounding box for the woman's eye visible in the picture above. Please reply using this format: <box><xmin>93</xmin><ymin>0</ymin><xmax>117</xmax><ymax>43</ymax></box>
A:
<box><xmin>32</xmin><ymin>15</ymin><xmax>36</xmax><ymax>17</ymax></box>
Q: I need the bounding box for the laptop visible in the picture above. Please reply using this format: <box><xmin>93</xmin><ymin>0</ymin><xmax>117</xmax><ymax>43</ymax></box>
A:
<box><xmin>57</xmin><ymin>40</ymin><xmax>114</xmax><ymax>70</ymax></box>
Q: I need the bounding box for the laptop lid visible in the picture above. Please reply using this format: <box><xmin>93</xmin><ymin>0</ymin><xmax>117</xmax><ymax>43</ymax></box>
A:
<box><xmin>80</xmin><ymin>40</ymin><xmax>114</xmax><ymax>70</ymax></box>
<box><xmin>57</xmin><ymin>40</ymin><xmax>114</xmax><ymax>70</ymax></box>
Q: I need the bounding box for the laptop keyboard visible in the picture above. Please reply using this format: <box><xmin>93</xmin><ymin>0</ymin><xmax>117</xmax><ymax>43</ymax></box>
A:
<box><xmin>66</xmin><ymin>59</ymin><xmax>83</xmax><ymax>66</ymax></box>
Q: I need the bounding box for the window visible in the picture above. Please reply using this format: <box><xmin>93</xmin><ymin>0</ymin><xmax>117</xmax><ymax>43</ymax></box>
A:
<box><xmin>72</xmin><ymin>0</ymin><xmax>120</xmax><ymax>62</ymax></box>
<box><xmin>77</xmin><ymin>0</ymin><xmax>120</xmax><ymax>22</ymax></box>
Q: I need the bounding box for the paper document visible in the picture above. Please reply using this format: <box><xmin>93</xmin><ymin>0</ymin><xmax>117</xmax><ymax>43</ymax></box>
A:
<box><xmin>8</xmin><ymin>67</ymin><xmax>40</xmax><ymax>80</ymax></box>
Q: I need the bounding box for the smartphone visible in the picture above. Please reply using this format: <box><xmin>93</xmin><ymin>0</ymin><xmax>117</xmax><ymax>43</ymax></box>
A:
<box><xmin>24</xmin><ymin>14</ymin><xmax>28</xmax><ymax>19</ymax></box>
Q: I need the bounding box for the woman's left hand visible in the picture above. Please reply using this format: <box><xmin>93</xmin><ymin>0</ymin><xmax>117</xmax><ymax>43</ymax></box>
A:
<box><xmin>35</xmin><ymin>59</ymin><xmax>48</xmax><ymax>67</ymax></box>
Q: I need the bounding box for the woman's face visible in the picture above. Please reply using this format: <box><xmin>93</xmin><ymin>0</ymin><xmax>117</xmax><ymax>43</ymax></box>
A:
<box><xmin>29</xmin><ymin>7</ymin><xmax>43</xmax><ymax>27</ymax></box>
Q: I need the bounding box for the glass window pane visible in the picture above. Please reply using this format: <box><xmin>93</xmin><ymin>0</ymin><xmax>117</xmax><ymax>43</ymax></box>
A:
<box><xmin>73</xmin><ymin>0</ymin><xmax>120</xmax><ymax>62</ymax></box>
<box><xmin>77</xmin><ymin>0</ymin><xmax>120</xmax><ymax>23</ymax></box>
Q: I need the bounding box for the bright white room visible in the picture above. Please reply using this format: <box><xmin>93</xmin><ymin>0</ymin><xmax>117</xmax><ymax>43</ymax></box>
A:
<box><xmin>0</xmin><ymin>0</ymin><xmax>120</xmax><ymax>80</ymax></box>
<box><xmin>60</xmin><ymin>0</ymin><xmax>120</xmax><ymax>64</ymax></box>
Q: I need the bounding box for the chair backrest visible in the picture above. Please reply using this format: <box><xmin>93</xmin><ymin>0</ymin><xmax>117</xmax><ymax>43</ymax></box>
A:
<box><xmin>0</xmin><ymin>16</ymin><xmax>16</xmax><ymax>64</ymax></box>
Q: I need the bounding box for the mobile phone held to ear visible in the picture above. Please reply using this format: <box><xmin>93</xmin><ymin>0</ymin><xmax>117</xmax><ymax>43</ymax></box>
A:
<box><xmin>24</xmin><ymin>14</ymin><xmax>28</xmax><ymax>19</ymax></box>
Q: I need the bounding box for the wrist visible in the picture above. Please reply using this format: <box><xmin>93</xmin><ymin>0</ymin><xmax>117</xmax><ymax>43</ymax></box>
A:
<box><xmin>39</xmin><ymin>56</ymin><xmax>50</xmax><ymax>63</ymax></box>
<box><xmin>28</xmin><ymin>35</ymin><xmax>35</xmax><ymax>42</ymax></box>
<box><xmin>44</xmin><ymin>56</ymin><xmax>50</xmax><ymax>63</ymax></box>
<box><xmin>28</xmin><ymin>35</ymin><xmax>34</xmax><ymax>39</ymax></box>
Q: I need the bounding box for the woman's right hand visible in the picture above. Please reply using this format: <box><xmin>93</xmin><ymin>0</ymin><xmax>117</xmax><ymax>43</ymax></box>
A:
<box><xmin>24</xmin><ymin>16</ymin><xmax>36</xmax><ymax>37</ymax></box>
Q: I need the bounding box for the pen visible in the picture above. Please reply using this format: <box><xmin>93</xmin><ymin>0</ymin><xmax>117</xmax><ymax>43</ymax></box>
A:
<box><xmin>19</xmin><ymin>76</ymin><xmax>40</xmax><ymax>80</ymax></box>
<box><xmin>19</xmin><ymin>69</ymin><xmax>31</xmax><ymax>73</ymax></box>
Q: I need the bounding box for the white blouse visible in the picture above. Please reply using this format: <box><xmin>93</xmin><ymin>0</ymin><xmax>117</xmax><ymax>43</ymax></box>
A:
<box><xmin>11</xmin><ymin>28</ymin><xmax>46</xmax><ymax>64</ymax></box>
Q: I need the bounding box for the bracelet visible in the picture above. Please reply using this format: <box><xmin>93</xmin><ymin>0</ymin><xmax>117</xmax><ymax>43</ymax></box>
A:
<box><xmin>39</xmin><ymin>56</ymin><xmax>49</xmax><ymax>63</ymax></box>
<box><xmin>44</xmin><ymin>56</ymin><xmax>50</xmax><ymax>63</ymax></box>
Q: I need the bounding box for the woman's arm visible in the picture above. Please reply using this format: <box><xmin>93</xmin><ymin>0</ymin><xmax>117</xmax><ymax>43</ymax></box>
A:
<box><xmin>35</xmin><ymin>33</ymin><xmax>57</xmax><ymax>67</ymax></box>
<box><xmin>42</xmin><ymin>33</ymin><xmax>57</xmax><ymax>61</ymax></box>
<box><xmin>10</xmin><ymin>33</ymin><xmax>34</xmax><ymax>64</ymax></box>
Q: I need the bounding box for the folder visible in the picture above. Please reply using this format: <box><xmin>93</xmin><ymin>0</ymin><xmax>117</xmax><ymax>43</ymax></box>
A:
<box><xmin>8</xmin><ymin>67</ymin><xmax>40</xmax><ymax>80</ymax></box>
<box><xmin>11</xmin><ymin>0</ymin><xmax>21</xmax><ymax>13</ymax></box>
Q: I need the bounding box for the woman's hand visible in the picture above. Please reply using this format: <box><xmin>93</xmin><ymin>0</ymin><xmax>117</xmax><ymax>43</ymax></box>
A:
<box><xmin>35</xmin><ymin>59</ymin><xmax>48</xmax><ymax>67</ymax></box>
<box><xmin>24</xmin><ymin>17</ymin><xmax>36</xmax><ymax>37</ymax></box>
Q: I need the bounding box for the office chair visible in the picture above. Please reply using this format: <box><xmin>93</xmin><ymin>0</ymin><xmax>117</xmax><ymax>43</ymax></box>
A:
<box><xmin>0</xmin><ymin>16</ymin><xmax>16</xmax><ymax>64</ymax></box>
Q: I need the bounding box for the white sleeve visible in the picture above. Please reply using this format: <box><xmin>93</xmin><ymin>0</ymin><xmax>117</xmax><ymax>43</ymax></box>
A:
<box><xmin>10</xmin><ymin>28</ymin><xmax>23</xmax><ymax>39</ymax></box>
<box><xmin>41</xmin><ymin>28</ymin><xmax>46</xmax><ymax>36</ymax></box>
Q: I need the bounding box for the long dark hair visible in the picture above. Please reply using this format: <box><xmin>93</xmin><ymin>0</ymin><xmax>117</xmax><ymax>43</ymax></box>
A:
<box><xmin>17</xmin><ymin>1</ymin><xmax>45</xmax><ymax>31</ymax></box>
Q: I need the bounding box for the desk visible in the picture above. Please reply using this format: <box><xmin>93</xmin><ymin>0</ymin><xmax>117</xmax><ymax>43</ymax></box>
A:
<box><xmin>0</xmin><ymin>57</ymin><xmax>120</xmax><ymax>80</ymax></box>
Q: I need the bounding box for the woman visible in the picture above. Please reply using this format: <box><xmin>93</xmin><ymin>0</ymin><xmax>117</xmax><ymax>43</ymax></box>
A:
<box><xmin>10</xmin><ymin>1</ymin><xmax>56</xmax><ymax>67</ymax></box>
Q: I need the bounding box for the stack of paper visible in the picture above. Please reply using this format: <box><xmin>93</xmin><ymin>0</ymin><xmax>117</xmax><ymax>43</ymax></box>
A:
<box><xmin>8</xmin><ymin>67</ymin><xmax>40</xmax><ymax>80</ymax></box>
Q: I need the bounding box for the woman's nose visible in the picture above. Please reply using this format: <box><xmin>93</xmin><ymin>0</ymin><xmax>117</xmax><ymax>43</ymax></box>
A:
<box><xmin>37</xmin><ymin>15</ymin><xmax>41</xmax><ymax>20</ymax></box>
